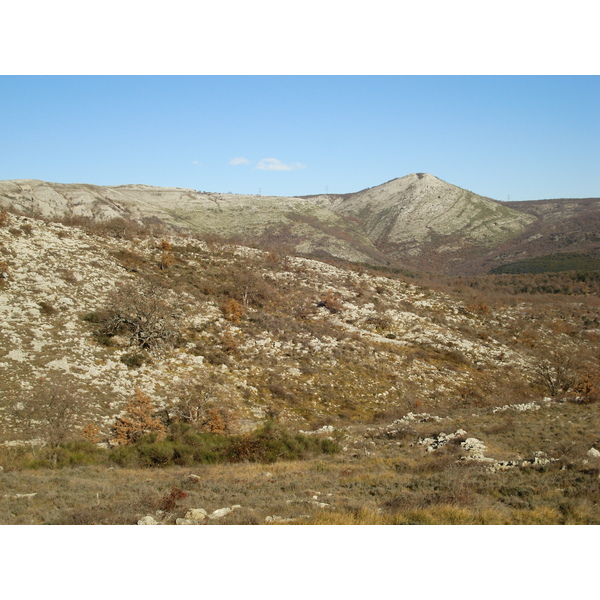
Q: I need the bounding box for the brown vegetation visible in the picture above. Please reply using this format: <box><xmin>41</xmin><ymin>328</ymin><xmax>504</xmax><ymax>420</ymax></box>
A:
<box><xmin>112</xmin><ymin>388</ymin><xmax>166</xmax><ymax>446</ymax></box>
<box><xmin>1</xmin><ymin>209</ymin><xmax>599</xmax><ymax>525</ymax></box>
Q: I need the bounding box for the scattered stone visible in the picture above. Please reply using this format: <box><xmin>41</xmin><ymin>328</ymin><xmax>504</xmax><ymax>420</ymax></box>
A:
<box><xmin>208</xmin><ymin>506</ymin><xmax>237</xmax><ymax>520</ymax></box>
<box><xmin>176</xmin><ymin>518</ymin><xmax>201</xmax><ymax>525</ymax></box>
<box><xmin>299</xmin><ymin>425</ymin><xmax>335</xmax><ymax>435</ymax></box>
<box><xmin>188</xmin><ymin>474</ymin><xmax>202</xmax><ymax>483</ymax></box>
<box><xmin>417</xmin><ymin>429</ymin><xmax>467</xmax><ymax>452</ymax></box>
<box><xmin>138</xmin><ymin>515</ymin><xmax>158</xmax><ymax>525</ymax></box>
<box><xmin>265</xmin><ymin>515</ymin><xmax>295</xmax><ymax>523</ymax></box>
<box><xmin>461</xmin><ymin>437</ymin><xmax>488</xmax><ymax>460</ymax></box>
<box><xmin>492</xmin><ymin>402</ymin><xmax>540</xmax><ymax>414</ymax></box>
<box><xmin>2</xmin><ymin>492</ymin><xmax>37</xmax><ymax>499</ymax></box>
<box><xmin>185</xmin><ymin>508</ymin><xmax>207</xmax><ymax>521</ymax></box>
<box><xmin>588</xmin><ymin>448</ymin><xmax>600</xmax><ymax>458</ymax></box>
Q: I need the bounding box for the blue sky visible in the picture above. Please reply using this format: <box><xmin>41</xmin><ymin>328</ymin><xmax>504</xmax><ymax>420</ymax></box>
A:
<box><xmin>1</xmin><ymin>75</ymin><xmax>598</xmax><ymax>201</ymax></box>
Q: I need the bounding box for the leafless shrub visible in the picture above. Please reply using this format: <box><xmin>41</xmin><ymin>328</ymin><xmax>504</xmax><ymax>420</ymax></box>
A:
<box><xmin>97</xmin><ymin>281</ymin><xmax>182</xmax><ymax>350</ymax></box>
<box><xmin>535</xmin><ymin>351</ymin><xmax>577</xmax><ymax>396</ymax></box>
<box><xmin>163</xmin><ymin>376</ymin><xmax>234</xmax><ymax>432</ymax></box>
<box><xmin>9</xmin><ymin>381</ymin><xmax>84</xmax><ymax>450</ymax></box>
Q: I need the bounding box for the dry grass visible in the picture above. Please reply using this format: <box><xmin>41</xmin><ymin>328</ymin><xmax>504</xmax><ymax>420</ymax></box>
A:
<box><xmin>2</xmin><ymin>398</ymin><xmax>599</xmax><ymax>525</ymax></box>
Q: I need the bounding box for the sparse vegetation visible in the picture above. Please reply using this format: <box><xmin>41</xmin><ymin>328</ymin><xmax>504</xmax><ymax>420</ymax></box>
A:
<box><xmin>0</xmin><ymin>207</ymin><xmax>599</xmax><ymax>525</ymax></box>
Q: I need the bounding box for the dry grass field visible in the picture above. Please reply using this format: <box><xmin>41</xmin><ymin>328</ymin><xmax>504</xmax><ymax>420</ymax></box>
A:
<box><xmin>2</xmin><ymin>397</ymin><xmax>598</xmax><ymax>525</ymax></box>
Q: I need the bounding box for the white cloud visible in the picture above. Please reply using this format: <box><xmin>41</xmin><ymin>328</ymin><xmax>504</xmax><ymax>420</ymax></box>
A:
<box><xmin>230</xmin><ymin>157</ymin><xmax>250</xmax><ymax>166</ymax></box>
<box><xmin>191</xmin><ymin>160</ymin><xmax>202</xmax><ymax>167</ymax></box>
<box><xmin>256</xmin><ymin>158</ymin><xmax>306</xmax><ymax>171</ymax></box>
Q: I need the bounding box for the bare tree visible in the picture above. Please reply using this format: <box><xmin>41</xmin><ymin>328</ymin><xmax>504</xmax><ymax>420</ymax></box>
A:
<box><xmin>163</xmin><ymin>376</ymin><xmax>234</xmax><ymax>432</ymax></box>
<box><xmin>9</xmin><ymin>380</ymin><xmax>83</xmax><ymax>453</ymax></box>
<box><xmin>99</xmin><ymin>281</ymin><xmax>182</xmax><ymax>350</ymax></box>
<box><xmin>535</xmin><ymin>350</ymin><xmax>577</xmax><ymax>397</ymax></box>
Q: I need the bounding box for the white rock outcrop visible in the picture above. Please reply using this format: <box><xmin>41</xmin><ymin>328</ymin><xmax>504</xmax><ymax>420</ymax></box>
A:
<box><xmin>185</xmin><ymin>508</ymin><xmax>208</xmax><ymax>521</ymax></box>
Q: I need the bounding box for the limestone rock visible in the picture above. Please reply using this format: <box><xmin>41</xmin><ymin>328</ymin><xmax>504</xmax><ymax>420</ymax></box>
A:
<box><xmin>185</xmin><ymin>508</ymin><xmax>208</xmax><ymax>521</ymax></box>
<box><xmin>208</xmin><ymin>507</ymin><xmax>233</xmax><ymax>520</ymax></box>
<box><xmin>176</xmin><ymin>518</ymin><xmax>201</xmax><ymax>525</ymax></box>
<box><xmin>265</xmin><ymin>515</ymin><xmax>296</xmax><ymax>523</ymax></box>
<box><xmin>138</xmin><ymin>515</ymin><xmax>158</xmax><ymax>525</ymax></box>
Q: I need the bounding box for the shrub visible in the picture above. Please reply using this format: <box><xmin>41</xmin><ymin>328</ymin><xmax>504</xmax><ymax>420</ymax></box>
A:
<box><xmin>80</xmin><ymin>422</ymin><xmax>102</xmax><ymax>443</ymax></box>
<box><xmin>318</xmin><ymin>291</ymin><xmax>343</xmax><ymax>313</ymax></box>
<box><xmin>95</xmin><ymin>281</ymin><xmax>181</xmax><ymax>350</ymax></box>
<box><xmin>9</xmin><ymin>381</ymin><xmax>84</xmax><ymax>449</ymax></box>
<box><xmin>221</xmin><ymin>298</ymin><xmax>245</xmax><ymax>323</ymax></box>
<box><xmin>81</xmin><ymin>311</ymin><xmax>103</xmax><ymax>324</ymax></box>
<box><xmin>38</xmin><ymin>301</ymin><xmax>58</xmax><ymax>316</ymax></box>
<box><xmin>157</xmin><ymin>486</ymin><xmax>188</xmax><ymax>512</ymax></box>
<box><xmin>112</xmin><ymin>388</ymin><xmax>166</xmax><ymax>446</ymax></box>
<box><xmin>0</xmin><ymin>209</ymin><xmax>11</xmax><ymax>227</ymax></box>
<box><xmin>157</xmin><ymin>239</ymin><xmax>176</xmax><ymax>271</ymax></box>
<box><xmin>120</xmin><ymin>352</ymin><xmax>146</xmax><ymax>369</ymax></box>
<box><xmin>223</xmin><ymin>422</ymin><xmax>340</xmax><ymax>463</ymax></box>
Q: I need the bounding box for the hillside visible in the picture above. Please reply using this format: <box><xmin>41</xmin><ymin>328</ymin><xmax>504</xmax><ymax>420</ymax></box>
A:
<box><xmin>319</xmin><ymin>173</ymin><xmax>536</xmax><ymax>272</ymax></box>
<box><xmin>1</xmin><ymin>212</ymin><xmax>599</xmax><ymax>524</ymax></box>
<box><xmin>0</xmin><ymin>178</ymin><xmax>389</xmax><ymax>267</ymax></box>
<box><xmin>2</xmin><ymin>174</ymin><xmax>596</xmax><ymax>275</ymax></box>
<box><xmin>486</xmin><ymin>197</ymin><xmax>600</xmax><ymax>272</ymax></box>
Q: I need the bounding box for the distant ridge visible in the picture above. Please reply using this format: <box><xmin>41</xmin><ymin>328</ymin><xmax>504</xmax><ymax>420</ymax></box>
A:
<box><xmin>0</xmin><ymin>174</ymin><xmax>597</xmax><ymax>275</ymax></box>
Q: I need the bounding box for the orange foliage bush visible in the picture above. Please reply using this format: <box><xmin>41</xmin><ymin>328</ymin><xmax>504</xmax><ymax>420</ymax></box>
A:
<box><xmin>158</xmin><ymin>239</ymin><xmax>176</xmax><ymax>270</ymax></box>
<box><xmin>0</xmin><ymin>209</ymin><xmax>11</xmax><ymax>227</ymax></box>
<box><xmin>318</xmin><ymin>291</ymin><xmax>343</xmax><ymax>313</ymax></box>
<box><xmin>221</xmin><ymin>298</ymin><xmax>245</xmax><ymax>323</ymax></box>
<box><xmin>112</xmin><ymin>388</ymin><xmax>166</xmax><ymax>445</ymax></box>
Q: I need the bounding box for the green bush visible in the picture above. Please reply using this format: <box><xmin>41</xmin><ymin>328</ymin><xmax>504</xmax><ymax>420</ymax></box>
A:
<box><xmin>223</xmin><ymin>422</ymin><xmax>340</xmax><ymax>463</ymax></box>
<box><xmin>3</xmin><ymin>422</ymin><xmax>340</xmax><ymax>470</ymax></box>
<box><xmin>120</xmin><ymin>352</ymin><xmax>146</xmax><ymax>369</ymax></box>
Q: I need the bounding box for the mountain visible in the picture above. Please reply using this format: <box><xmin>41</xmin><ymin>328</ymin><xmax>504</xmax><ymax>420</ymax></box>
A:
<box><xmin>485</xmin><ymin>197</ymin><xmax>600</xmax><ymax>273</ymax></box>
<box><xmin>0</xmin><ymin>174</ymin><xmax>597</xmax><ymax>275</ymax></box>
<box><xmin>317</xmin><ymin>173</ymin><xmax>536</xmax><ymax>272</ymax></box>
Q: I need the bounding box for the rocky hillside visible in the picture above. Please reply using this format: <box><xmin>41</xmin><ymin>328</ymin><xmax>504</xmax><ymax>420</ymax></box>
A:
<box><xmin>318</xmin><ymin>173</ymin><xmax>535</xmax><ymax>272</ymax></box>
<box><xmin>1</xmin><ymin>211</ymin><xmax>598</xmax><ymax>446</ymax></box>
<box><xmin>2</xmin><ymin>174</ymin><xmax>596</xmax><ymax>275</ymax></box>
<box><xmin>2</xmin><ymin>211</ymin><xmax>600</xmax><ymax>525</ymax></box>
<box><xmin>0</xmin><ymin>178</ymin><xmax>388</xmax><ymax>267</ymax></box>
